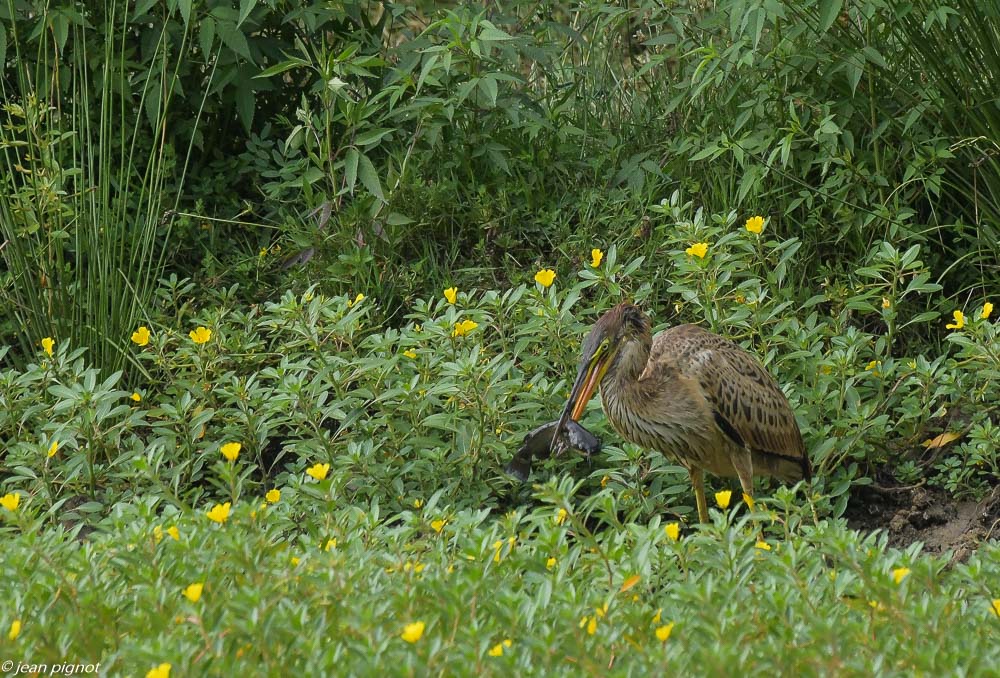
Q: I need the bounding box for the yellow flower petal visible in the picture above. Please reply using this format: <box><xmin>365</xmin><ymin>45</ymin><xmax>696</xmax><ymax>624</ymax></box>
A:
<box><xmin>744</xmin><ymin>216</ymin><xmax>765</xmax><ymax>234</ymax></box>
<box><xmin>590</xmin><ymin>248</ymin><xmax>604</xmax><ymax>268</ymax></box>
<box><xmin>664</xmin><ymin>522</ymin><xmax>680</xmax><ymax>541</ymax></box>
<box><xmin>131</xmin><ymin>326</ymin><xmax>151</xmax><ymax>346</ymax></box>
<box><xmin>431</xmin><ymin>519</ymin><xmax>447</xmax><ymax>533</ymax></box>
<box><xmin>189</xmin><ymin>326</ymin><xmax>212</xmax><ymax>344</ymax></box>
<box><xmin>755</xmin><ymin>540</ymin><xmax>772</xmax><ymax>551</ymax></box>
<box><xmin>546</xmin><ymin>557</ymin><xmax>557</xmax><ymax>570</ymax></box>
<box><xmin>945</xmin><ymin>310</ymin><xmax>965</xmax><ymax>330</ymax></box>
<box><xmin>306</xmin><ymin>462</ymin><xmax>330</xmax><ymax>481</ymax></box>
<box><xmin>685</xmin><ymin>242</ymin><xmax>709</xmax><ymax>259</ymax></box>
<box><xmin>403</xmin><ymin>349</ymin><xmax>417</xmax><ymax>359</ymax></box>
<box><xmin>166</xmin><ymin>526</ymin><xmax>180</xmax><ymax>541</ymax></box>
<box><xmin>715</xmin><ymin>490</ymin><xmax>732</xmax><ymax>509</ymax></box>
<box><xmin>892</xmin><ymin>567</ymin><xmax>911</xmax><ymax>584</ymax></box>
<box><xmin>982</xmin><ymin>302</ymin><xmax>993</xmax><ymax>320</ymax></box>
<box><xmin>41</xmin><ymin>337</ymin><xmax>55</xmax><ymax>356</ymax></box>
<box><xmin>401</xmin><ymin>621</ymin><xmax>425</xmax><ymax>643</ymax></box>
<box><xmin>182</xmin><ymin>582</ymin><xmax>203</xmax><ymax>603</ymax></box>
<box><xmin>206</xmin><ymin>502</ymin><xmax>231</xmax><ymax>524</ymax></box>
<box><xmin>488</xmin><ymin>643</ymin><xmax>504</xmax><ymax>657</ymax></box>
<box><xmin>265</xmin><ymin>488</ymin><xmax>281</xmax><ymax>503</ymax></box>
<box><xmin>131</xmin><ymin>392</ymin><xmax>142</xmax><ymax>402</ymax></box>
<box><xmin>47</xmin><ymin>440</ymin><xmax>59</xmax><ymax>458</ymax></box>
<box><xmin>655</xmin><ymin>622</ymin><xmax>675</xmax><ymax>641</ymax></box>
<box><xmin>1</xmin><ymin>493</ymin><xmax>20</xmax><ymax>512</ymax></box>
<box><xmin>742</xmin><ymin>493</ymin><xmax>755</xmax><ymax>510</ymax></box>
<box><xmin>220</xmin><ymin>442</ymin><xmax>241</xmax><ymax>462</ymax></box>
<box><xmin>8</xmin><ymin>619</ymin><xmax>21</xmax><ymax>641</ymax></box>
<box><xmin>534</xmin><ymin>268</ymin><xmax>556</xmax><ymax>288</ymax></box>
<box><xmin>444</xmin><ymin>287</ymin><xmax>458</xmax><ymax>304</ymax></box>
<box><xmin>991</xmin><ymin>599</ymin><xmax>1000</xmax><ymax>618</ymax></box>
<box><xmin>146</xmin><ymin>663</ymin><xmax>171</xmax><ymax>678</ymax></box>
<box><xmin>452</xmin><ymin>319</ymin><xmax>479</xmax><ymax>337</ymax></box>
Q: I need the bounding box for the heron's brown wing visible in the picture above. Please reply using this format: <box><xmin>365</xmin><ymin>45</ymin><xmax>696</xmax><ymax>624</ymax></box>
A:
<box><xmin>646</xmin><ymin>325</ymin><xmax>809</xmax><ymax>479</ymax></box>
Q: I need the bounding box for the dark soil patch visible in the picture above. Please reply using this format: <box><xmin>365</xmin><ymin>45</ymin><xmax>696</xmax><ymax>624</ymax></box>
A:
<box><xmin>846</xmin><ymin>481</ymin><xmax>1000</xmax><ymax>560</ymax></box>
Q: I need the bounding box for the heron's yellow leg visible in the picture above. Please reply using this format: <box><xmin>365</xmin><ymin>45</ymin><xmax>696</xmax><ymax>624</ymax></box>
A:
<box><xmin>689</xmin><ymin>467</ymin><xmax>709</xmax><ymax>523</ymax></box>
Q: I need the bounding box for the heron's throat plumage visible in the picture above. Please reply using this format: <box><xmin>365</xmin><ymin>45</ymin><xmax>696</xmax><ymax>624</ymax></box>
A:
<box><xmin>601</xmin><ymin>334</ymin><xmax>651</xmax><ymax>403</ymax></box>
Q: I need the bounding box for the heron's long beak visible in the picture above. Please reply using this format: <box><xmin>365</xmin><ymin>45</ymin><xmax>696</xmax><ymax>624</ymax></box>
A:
<box><xmin>551</xmin><ymin>350</ymin><xmax>610</xmax><ymax>453</ymax></box>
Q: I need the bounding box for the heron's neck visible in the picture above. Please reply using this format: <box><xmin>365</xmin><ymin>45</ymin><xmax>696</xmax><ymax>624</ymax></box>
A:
<box><xmin>603</xmin><ymin>335</ymin><xmax>650</xmax><ymax>394</ymax></box>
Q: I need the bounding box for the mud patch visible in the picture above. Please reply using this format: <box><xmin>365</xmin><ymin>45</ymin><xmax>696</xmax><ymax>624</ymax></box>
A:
<box><xmin>846</xmin><ymin>482</ymin><xmax>1000</xmax><ymax>560</ymax></box>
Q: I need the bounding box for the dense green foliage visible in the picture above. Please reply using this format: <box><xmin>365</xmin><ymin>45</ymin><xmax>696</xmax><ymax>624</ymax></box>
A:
<box><xmin>1</xmin><ymin>0</ymin><xmax>999</xmax><ymax>674</ymax></box>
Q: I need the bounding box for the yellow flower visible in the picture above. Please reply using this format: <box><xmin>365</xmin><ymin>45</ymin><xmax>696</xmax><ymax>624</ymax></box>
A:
<box><xmin>41</xmin><ymin>337</ymin><xmax>55</xmax><ymax>356</ymax></box>
<box><xmin>534</xmin><ymin>268</ymin><xmax>556</xmax><ymax>288</ymax></box>
<box><xmin>555</xmin><ymin>508</ymin><xmax>568</xmax><ymax>525</ymax></box>
<box><xmin>220</xmin><ymin>442</ymin><xmax>241</xmax><ymax>462</ymax></box>
<box><xmin>715</xmin><ymin>490</ymin><xmax>732</xmax><ymax>509</ymax></box>
<box><xmin>182</xmin><ymin>583</ymin><xmax>203</xmax><ymax>603</ymax></box>
<box><xmin>290</xmin><ymin>556</ymin><xmax>301</xmax><ymax>566</ymax></box>
<box><xmin>601</xmin><ymin>475</ymin><xmax>609</xmax><ymax>488</ymax></box>
<box><xmin>865</xmin><ymin>360</ymin><xmax>881</xmax><ymax>376</ymax></box>
<box><xmin>664</xmin><ymin>523</ymin><xmax>680</xmax><ymax>541</ymax></box>
<box><xmin>652</xmin><ymin>608</ymin><xmax>662</xmax><ymax>624</ymax></box>
<box><xmin>982</xmin><ymin>302</ymin><xmax>994</xmax><ymax>320</ymax></box>
<box><xmin>546</xmin><ymin>557</ymin><xmax>557</xmax><ymax>570</ymax></box>
<box><xmin>47</xmin><ymin>440</ymin><xmax>59</xmax><ymax>458</ymax></box>
<box><xmin>8</xmin><ymin>619</ymin><xmax>21</xmax><ymax>640</ymax></box>
<box><xmin>146</xmin><ymin>664</ymin><xmax>171</xmax><ymax>678</ymax></box>
<box><xmin>745</xmin><ymin>215</ymin><xmax>765</xmax><ymax>234</ymax></box>
<box><xmin>131</xmin><ymin>392</ymin><xmax>142</xmax><ymax>402</ymax></box>
<box><xmin>265</xmin><ymin>489</ymin><xmax>281</xmax><ymax>503</ymax></box>
<box><xmin>655</xmin><ymin>622</ymin><xmax>675</xmax><ymax>641</ymax></box>
<box><xmin>891</xmin><ymin>567</ymin><xmax>911</xmax><ymax>584</ymax></box>
<box><xmin>452</xmin><ymin>319</ymin><xmax>479</xmax><ymax>337</ymax></box>
<box><xmin>413</xmin><ymin>499</ymin><xmax>423</xmax><ymax>509</ymax></box>
<box><xmin>742</xmin><ymin>493</ymin><xmax>755</xmax><ymax>510</ymax></box>
<box><xmin>431</xmin><ymin>519</ymin><xmax>447</xmax><ymax>533</ymax></box>
<box><xmin>325</xmin><ymin>538</ymin><xmax>338</xmax><ymax>551</ymax></box>
<box><xmin>153</xmin><ymin>525</ymin><xmax>164</xmax><ymax>543</ymax></box>
<box><xmin>587</xmin><ymin>616</ymin><xmax>597</xmax><ymax>635</ymax></box>
<box><xmin>306</xmin><ymin>462</ymin><xmax>330</xmax><ymax>481</ymax></box>
<box><xmin>189</xmin><ymin>326</ymin><xmax>212</xmax><ymax>344</ymax></box>
<box><xmin>166</xmin><ymin>526</ymin><xmax>180</xmax><ymax>541</ymax></box>
<box><xmin>401</xmin><ymin>621</ymin><xmax>425</xmax><ymax>643</ymax></box>
<box><xmin>444</xmin><ymin>287</ymin><xmax>458</xmax><ymax>304</ymax></box>
<box><xmin>206</xmin><ymin>502</ymin><xmax>231</xmax><ymax>524</ymax></box>
<box><xmin>946</xmin><ymin>310</ymin><xmax>964</xmax><ymax>330</ymax></box>
<box><xmin>403</xmin><ymin>349</ymin><xmax>417</xmax><ymax>359</ymax></box>
<box><xmin>347</xmin><ymin>293</ymin><xmax>365</xmax><ymax>308</ymax></box>
<box><xmin>685</xmin><ymin>242</ymin><xmax>709</xmax><ymax>259</ymax></box>
<box><xmin>991</xmin><ymin>599</ymin><xmax>1000</xmax><ymax>618</ymax></box>
<box><xmin>755</xmin><ymin>540</ymin><xmax>772</xmax><ymax>551</ymax></box>
<box><xmin>488</xmin><ymin>643</ymin><xmax>504</xmax><ymax>657</ymax></box>
<box><xmin>1</xmin><ymin>493</ymin><xmax>20</xmax><ymax>512</ymax></box>
<box><xmin>131</xmin><ymin>326</ymin><xmax>151</xmax><ymax>346</ymax></box>
<box><xmin>590</xmin><ymin>248</ymin><xmax>604</xmax><ymax>268</ymax></box>
<box><xmin>882</xmin><ymin>297</ymin><xmax>891</xmax><ymax>309</ymax></box>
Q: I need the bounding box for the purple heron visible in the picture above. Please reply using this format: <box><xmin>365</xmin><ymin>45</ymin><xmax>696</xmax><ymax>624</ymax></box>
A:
<box><xmin>554</xmin><ymin>302</ymin><xmax>810</xmax><ymax>522</ymax></box>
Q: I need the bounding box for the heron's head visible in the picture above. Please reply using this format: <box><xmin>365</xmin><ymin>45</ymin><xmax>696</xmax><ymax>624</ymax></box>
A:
<box><xmin>552</xmin><ymin>303</ymin><xmax>649</xmax><ymax>446</ymax></box>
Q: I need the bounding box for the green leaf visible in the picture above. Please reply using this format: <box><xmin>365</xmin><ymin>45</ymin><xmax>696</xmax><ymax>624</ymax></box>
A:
<box><xmin>177</xmin><ymin>0</ymin><xmax>192</xmax><ymax>26</ymax></box>
<box><xmin>238</xmin><ymin>0</ymin><xmax>257</xmax><ymax>27</ymax></box>
<box><xmin>235</xmin><ymin>87</ymin><xmax>255</xmax><ymax>132</ymax></box>
<box><xmin>478</xmin><ymin>21</ymin><xmax>513</xmax><ymax>41</ymax></box>
<box><xmin>354</xmin><ymin>128</ymin><xmax>394</xmax><ymax>147</ymax></box>
<box><xmin>217</xmin><ymin>21</ymin><xmax>252</xmax><ymax>62</ymax></box>
<box><xmin>133</xmin><ymin>0</ymin><xmax>158</xmax><ymax>19</ymax></box>
<box><xmin>199</xmin><ymin>17</ymin><xmax>215</xmax><ymax>57</ymax></box>
<box><xmin>255</xmin><ymin>58</ymin><xmax>309</xmax><ymax>79</ymax></box>
<box><xmin>817</xmin><ymin>0</ymin><xmax>844</xmax><ymax>33</ymax></box>
<box><xmin>344</xmin><ymin>148</ymin><xmax>359</xmax><ymax>194</ymax></box>
<box><xmin>0</xmin><ymin>23</ymin><xmax>6</xmax><ymax>67</ymax></box>
<box><xmin>357</xmin><ymin>152</ymin><xmax>385</xmax><ymax>203</ymax></box>
<box><xmin>479</xmin><ymin>76</ymin><xmax>498</xmax><ymax>107</ymax></box>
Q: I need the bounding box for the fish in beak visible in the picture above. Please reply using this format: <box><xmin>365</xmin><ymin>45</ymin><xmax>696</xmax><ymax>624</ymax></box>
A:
<box><xmin>550</xmin><ymin>341</ymin><xmax>612</xmax><ymax>454</ymax></box>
